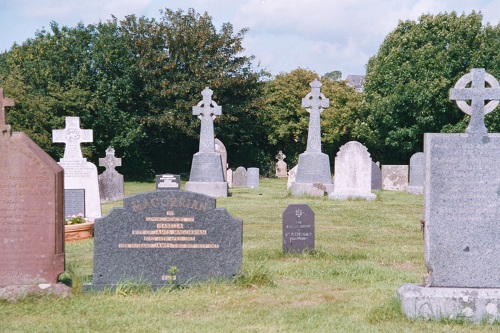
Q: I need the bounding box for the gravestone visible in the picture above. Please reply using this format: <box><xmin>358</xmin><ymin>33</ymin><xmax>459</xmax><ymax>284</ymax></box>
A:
<box><xmin>329</xmin><ymin>141</ymin><xmax>376</xmax><ymax>201</ymax></box>
<box><xmin>53</xmin><ymin>116</ymin><xmax>101</xmax><ymax>218</ymax></box>
<box><xmin>233</xmin><ymin>166</ymin><xmax>247</xmax><ymax>187</ymax></box>
<box><xmin>291</xmin><ymin>79</ymin><xmax>333</xmax><ymax>196</ymax></box>
<box><xmin>287</xmin><ymin>165</ymin><xmax>297</xmax><ymax>189</ymax></box>
<box><xmin>87</xmin><ymin>190</ymin><xmax>242</xmax><ymax>289</ymax></box>
<box><xmin>64</xmin><ymin>189</ymin><xmax>85</xmax><ymax>217</ymax></box>
<box><xmin>247</xmin><ymin>167</ymin><xmax>259</xmax><ymax>188</ymax></box>
<box><xmin>156</xmin><ymin>174</ymin><xmax>181</xmax><ymax>190</ymax></box>
<box><xmin>185</xmin><ymin>88</ymin><xmax>227</xmax><ymax>197</ymax></box>
<box><xmin>0</xmin><ymin>89</ymin><xmax>66</xmax><ymax>294</ymax></box>
<box><xmin>398</xmin><ymin>68</ymin><xmax>500</xmax><ymax>322</ymax></box>
<box><xmin>214</xmin><ymin>138</ymin><xmax>227</xmax><ymax>182</ymax></box>
<box><xmin>275</xmin><ymin>150</ymin><xmax>288</xmax><ymax>178</ymax></box>
<box><xmin>282</xmin><ymin>204</ymin><xmax>314</xmax><ymax>253</ymax></box>
<box><xmin>227</xmin><ymin>169</ymin><xmax>233</xmax><ymax>188</ymax></box>
<box><xmin>371</xmin><ymin>161</ymin><xmax>382</xmax><ymax>191</ymax></box>
<box><xmin>381</xmin><ymin>165</ymin><xmax>408</xmax><ymax>191</ymax></box>
<box><xmin>406</xmin><ymin>152</ymin><xmax>424</xmax><ymax>195</ymax></box>
<box><xmin>98</xmin><ymin>147</ymin><xmax>125</xmax><ymax>202</ymax></box>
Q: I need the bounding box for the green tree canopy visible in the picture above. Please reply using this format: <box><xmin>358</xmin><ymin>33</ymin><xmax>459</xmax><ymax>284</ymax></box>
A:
<box><xmin>363</xmin><ymin>11</ymin><xmax>500</xmax><ymax>164</ymax></box>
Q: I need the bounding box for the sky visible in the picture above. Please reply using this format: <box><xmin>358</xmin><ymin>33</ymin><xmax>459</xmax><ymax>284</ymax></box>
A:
<box><xmin>1</xmin><ymin>0</ymin><xmax>499</xmax><ymax>78</ymax></box>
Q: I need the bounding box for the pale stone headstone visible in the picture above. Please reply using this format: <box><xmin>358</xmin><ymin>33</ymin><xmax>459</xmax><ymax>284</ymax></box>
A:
<box><xmin>185</xmin><ymin>88</ymin><xmax>227</xmax><ymax>197</ymax></box>
<box><xmin>398</xmin><ymin>68</ymin><xmax>500</xmax><ymax>322</ymax></box>
<box><xmin>227</xmin><ymin>169</ymin><xmax>233</xmax><ymax>188</ymax></box>
<box><xmin>275</xmin><ymin>150</ymin><xmax>288</xmax><ymax>178</ymax></box>
<box><xmin>381</xmin><ymin>165</ymin><xmax>408</xmax><ymax>191</ymax></box>
<box><xmin>86</xmin><ymin>190</ymin><xmax>242</xmax><ymax>289</ymax></box>
<box><xmin>247</xmin><ymin>167</ymin><xmax>259</xmax><ymax>188</ymax></box>
<box><xmin>233</xmin><ymin>166</ymin><xmax>247</xmax><ymax>187</ymax></box>
<box><xmin>282</xmin><ymin>204</ymin><xmax>314</xmax><ymax>253</ymax></box>
<box><xmin>98</xmin><ymin>147</ymin><xmax>124</xmax><ymax>202</ymax></box>
<box><xmin>291</xmin><ymin>79</ymin><xmax>333</xmax><ymax>196</ymax></box>
<box><xmin>406</xmin><ymin>152</ymin><xmax>424</xmax><ymax>195</ymax></box>
<box><xmin>371</xmin><ymin>161</ymin><xmax>382</xmax><ymax>191</ymax></box>
<box><xmin>52</xmin><ymin>116</ymin><xmax>101</xmax><ymax>219</ymax></box>
<box><xmin>214</xmin><ymin>138</ymin><xmax>227</xmax><ymax>182</ymax></box>
<box><xmin>329</xmin><ymin>141</ymin><xmax>376</xmax><ymax>201</ymax></box>
<box><xmin>287</xmin><ymin>165</ymin><xmax>297</xmax><ymax>189</ymax></box>
<box><xmin>0</xmin><ymin>89</ymin><xmax>67</xmax><ymax>295</ymax></box>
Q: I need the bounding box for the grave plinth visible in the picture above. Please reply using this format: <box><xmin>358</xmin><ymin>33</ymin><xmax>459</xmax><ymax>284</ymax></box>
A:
<box><xmin>398</xmin><ymin>68</ymin><xmax>500</xmax><ymax>323</ymax></box>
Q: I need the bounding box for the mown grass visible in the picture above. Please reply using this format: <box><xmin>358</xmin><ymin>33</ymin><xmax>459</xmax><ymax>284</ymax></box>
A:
<box><xmin>1</xmin><ymin>178</ymin><xmax>497</xmax><ymax>332</ymax></box>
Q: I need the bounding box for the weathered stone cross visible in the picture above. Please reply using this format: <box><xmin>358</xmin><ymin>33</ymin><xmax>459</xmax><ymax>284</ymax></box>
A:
<box><xmin>276</xmin><ymin>150</ymin><xmax>286</xmax><ymax>161</ymax></box>
<box><xmin>0</xmin><ymin>88</ymin><xmax>15</xmax><ymax>127</ymax></box>
<box><xmin>302</xmin><ymin>79</ymin><xmax>329</xmax><ymax>152</ymax></box>
<box><xmin>193</xmin><ymin>87</ymin><xmax>222</xmax><ymax>153</ymax></box>
<box><xmin>99</xmin><ymin>147</ymin><xmax>121</xmax><ymax>173</ymax></box>
<box><xmin>52</xmin><ymin>116</ymin><xmax>93</xmax><ymax>160</ymax></box>
<box><xmin>450</xmin><ymin>68</ymin><xmax>500</xmax><ymax>134</ymax></box>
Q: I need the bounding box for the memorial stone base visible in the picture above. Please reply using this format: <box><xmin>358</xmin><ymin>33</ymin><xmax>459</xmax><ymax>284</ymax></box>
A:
<box><xmin>185</xmin><ymin>182</ymin><xmax>227</xmax><ymax>198</ymax></box>
<box><xmin>186</xmin><ymin>152</ymin><xmax>227</xmax><ymax>198</ymax></box>
<box><xmin>398</xmin><ymin>284</ymin><xmax>500</xmax><ymax>323</ymax></box>
<box><xmin>291</xmin><ymin>152</ymin><xmax>333</xmax><ymax>197</ymax></box>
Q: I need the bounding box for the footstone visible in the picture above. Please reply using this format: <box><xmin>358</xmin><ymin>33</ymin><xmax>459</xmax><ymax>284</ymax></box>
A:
<box><xmin>407</xmin><ymin>152</ymin><xmax>424</xmax><ymax>195</ymax></box>
<box><xmin>98</xmin><ymin>147</ymin><xmax>124</xmax><ymax>202</ymax></box>
<box><xmin>247</xmin><ymin>167</ymin><xmax>259</xmax><ymax>188</ymax></box>
<box><xmin>329</xmin><ymin>141</ymin><xmax>376</xmax><ymax>201</ymax></box>
<box><xmin>156</xmin><ymin>174</ymin><xmax>181</xmax><ymax>190</ymax></box>
<box><xmin>87</xmin><ymin>190</ymin><xmax>242</xmax><ymax>289</ymax></box>
<box><xmin>233</xmin><ymin>166</ymin><xmax>247</xmax><ymax>187</ymax></box>
<box><xmin>282</xmin><ymin>204</ymin><xmax>314</xmax><ymax>253</ymax></box>
<box><xmin>381</xmin><ymin>165</ymin><xmax>408</xmax><ymax>191</ymax></box>
<box><xmin>371</xmin><ymin>162</ymin><xmax>382</xmax><ymax>191</ymax></box>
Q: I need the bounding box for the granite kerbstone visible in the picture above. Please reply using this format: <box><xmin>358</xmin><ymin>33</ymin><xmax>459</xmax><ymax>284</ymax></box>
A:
<box><xmin>282</xmin><ymin>204</ymin><xmax>314</xmax><ymax>253</ymax></box>
<box><xmin>407</xmin><ymin>152</ymin><xmax>424</xmax><ymax>195</ymax></box>
<box><xmin>329</xmin><ymin>141</ymin><xmax>376</xmax><ymax>201</ymax></box>
<box><xmin>381</xmin><ymin>165</ymin><xmax>408</xmax><ymax>191</ymax></box>
<box><xmin>247</xmin><ymin>167</ymin><xmax>259</xmax><ymax>188</ymax></box>
<box><xmin>87</xmin><ymin>190</ymin><xmax>242</xmax><ymax>289</ymax></box>
<box><xmin>371</xmin><ymin>162</ymin><xmax>382</xmax><ymax>191</ymax></box>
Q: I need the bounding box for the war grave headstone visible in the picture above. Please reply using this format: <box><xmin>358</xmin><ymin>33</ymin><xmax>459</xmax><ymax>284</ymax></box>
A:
<box><xmin>185</xmin><ymin>88</ymin><xmax>227</xmax><ymax>197</ymax></box>
<box><xmin>227</xmin><ymin>169</ymin><xmax>233</xmax><ymax>188</ymax></box>
<box><xmin>406</xmin><ymin>152</ymin><xmax>424</xmax><ymax>195</ymax></box>
<box><xmin>287</xmin><ymin>165</ymin><xmax>297</xmax><ymax>189</ymax></box>
<box><xmin>53</xmin><ymin>116</ymin><xmax>101</xmax><ymax>219</ymax></box>
<box><xmin>98</xmin><ymin>147</ymin><xmax>125</xmax><ymax>202</ymax></box>
<box><xmin>329</xmin><ymin>141</ymin><xmax>376</xmax><ymax>201</ymax></box>
<box><xmin>214</xmin><ymin>138</ymin><xmax>227</xmax><ymax>182</ymax></box>
<box><xmin>291</xmin><ymin>79</ymin><xmax>333</xmax><ymax>196</ymax></box>
<box><xmin>381</xmin><ymin>165</ymin><xmax>408</xmax><ymax>191</ymax></box>
<box><xmin>398</xmin><ymin>68</ymin><xmax>500</xmax><ymax>322</ymax></box>
<box><xmin>233</xmin><ymin>166</ymin><xmax>247</xmax><ymax>187</ymax></box>
<box><xmin>275</xmin><ymin>150</ymin><xmax>288</xmax><ymax>178</ymax></box>
<box><xmin>0</xmin><ymin>89</ymin><xmax>69</xmax><ymax>300</ymax></box>
<box><xmin>86</xmin><ymin>190</ymin><xmax>242</xmax><ymax>289</ymax></box>
<box><xmin>371</xmin><ymin>161</ymin><xmax>382</xmax><ymax>191</ymax></box>
<box><xmin>156</xmin><ymin>174</ymin><xmax>181</xmax><ymax>190</ymax></box>
<box><xmin>247</xmin><ymin>167</ymin><xmax>259</xmax><ymax>188</ymax></box>
<box><xmin>282</xmin><ymin>204</ymin><xmax>314</xmax><ymax>253</ymax></box>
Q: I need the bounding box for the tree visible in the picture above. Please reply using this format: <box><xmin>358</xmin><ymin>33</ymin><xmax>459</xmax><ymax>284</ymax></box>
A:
<box><xmin>362</xmin><ymin>11</ymin><xmax>500</xmax><ymax>163</ymax></box>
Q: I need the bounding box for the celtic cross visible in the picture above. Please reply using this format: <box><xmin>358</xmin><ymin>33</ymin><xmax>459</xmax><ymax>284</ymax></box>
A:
<box><xmin>302</xmin><ymin>79</ymin><xmax>329</xmax><ymax>152</ymax></box>
<box><xmin>99</xmin><ymin>147</ymin><xmax>121</xmax><ymax>173</ymax></box>
<box><xmin>0</xmin><ymin>88</ymin><xmax>15</xmax><ymax>127</ymax></box>
<box><xmin>450</xmin><ymin>68</ymin><xmax>500</xmax><ymax>134</ymax></box>
<box><xmin>193</xmin><ymin>87</ymin><xmax>221</xmax><ymax>153</ymax></box>
<box><xmin>276</xmin><ymin>150</ymin><xmax>286</xmax><ymax>161</ymax></box>
<box><xmin>52</xmin><ymin>117</ymin><xmax>93</xmax><ymax>160</ymax></box>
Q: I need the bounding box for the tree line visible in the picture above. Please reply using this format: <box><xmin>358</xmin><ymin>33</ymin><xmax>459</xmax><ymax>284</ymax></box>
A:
<box><xmin>1</xmin><ymin>10</ymin><xmax>499</xmax><ymax>179</ymax></box>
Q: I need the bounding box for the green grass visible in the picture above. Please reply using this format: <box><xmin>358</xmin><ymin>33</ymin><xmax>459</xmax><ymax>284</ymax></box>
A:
<box><xmin>1</xmin><ymin>178</ymin><xmax>496</xmax><ymax>332</ymax></box>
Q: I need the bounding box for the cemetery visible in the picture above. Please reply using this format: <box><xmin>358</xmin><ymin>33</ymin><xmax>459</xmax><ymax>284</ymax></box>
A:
<box><xmin>3</xmin><ymin>7</ymin><xmax>500</xmax><ymax>332</ymax></box>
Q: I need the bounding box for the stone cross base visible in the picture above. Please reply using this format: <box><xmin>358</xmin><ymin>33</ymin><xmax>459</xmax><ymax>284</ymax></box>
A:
<box><xmin>398</xmin><ymin>284</ymin><xmax>500</xmax><ymax>323</ymax></box>
<box><xmin>291</xmin><ymin>152</ymin><xmax>333</xmax><ymax>197</ymax></box>
<box><xmin>185</xmin><ymin>182</ymin><xmax>228</xmax><ymax>198</ymax></box>
<box><xmin>188</xmin><ymin>152</ymin><xmax>225</xmax><ymax>182</ymax></box>
<box><xmin>328</xmin><ymin>191</ymin><xmax>376</xmax><ymax>201</ymax></box>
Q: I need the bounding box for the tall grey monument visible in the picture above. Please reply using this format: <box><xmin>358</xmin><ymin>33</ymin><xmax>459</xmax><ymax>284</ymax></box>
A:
<box><xmin>290</xmin><ymin>79</ymin><xmax>333</xmax><ymax>196</ymax></box>
<box><xmin>185</xmin><ymin>87</ymin><xmax>227</xmax><ymax>197</ymax></box>
<box><xmin>398</xmin><ymin>68</ymin><xmax>500</xmax><ymax>322</ymax></box>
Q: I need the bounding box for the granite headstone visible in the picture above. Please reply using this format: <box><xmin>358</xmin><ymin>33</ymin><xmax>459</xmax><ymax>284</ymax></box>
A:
<box><xmin>371</xmin><ymin>161</ymin><xmax>382</xmax><ymax>191</ymax></box>
<box><xmin>88</xmin><ymin>190</ymin><xmax>242</xmax><ymax>289</ymax></box>
<box><xmin>98</xmin><ymin>147</ymin><xmax>125</xmax><ymax>202</ymax></box>
<box><xmin>406</xmin><ymin>152</ymin><xmax>424</xmax><ymax>195</ymax></box>
<box><xmin>233</xmin><ymin>166</ymin><xmax>247</xmax><ymax>187</ymax></box>
<box><xmin>282</xmin><ymin>204</ymin><xmax>314</xmax><ymax>253</ymax></box>
<box><xmin>381</xmin><ymin>165</ymin><xmax>408</xmax><ymax>191</ymax></box>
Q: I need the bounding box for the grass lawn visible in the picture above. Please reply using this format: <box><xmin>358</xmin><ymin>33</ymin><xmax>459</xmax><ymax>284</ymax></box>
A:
<box><xmin>1</xmin><ymin>179</ymin><xmax>496</xmax><ymax>332</ymax></box>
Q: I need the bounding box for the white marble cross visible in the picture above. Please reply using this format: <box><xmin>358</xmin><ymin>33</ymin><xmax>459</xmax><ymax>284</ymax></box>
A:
<box><xmin>450</xmin><ymin>68</ymin><xmax>500</xmax><ymax>134</ymax></box>
<box><xmin>193</xmin><ymin>87</ymin><xmax>222</xmax><ymax>153</ymax></box>
<box><xmin>52</xmin><ymin>117</ymin><xmax>93</xmax><ymax>160</ymax></box>
<box><xmin>0</xmin><ymin>88</ymin><xmax>15</xmax><ymax>126</ymax></box>
<box><xmin>302</xmin><ymin>79</ymin><xmax>329</xmax><ymax>152</ymax></box>
<box><xmin>99</xmin><ymin>147</ymin><xmax>122</xmax><ymax>172</ymax></box>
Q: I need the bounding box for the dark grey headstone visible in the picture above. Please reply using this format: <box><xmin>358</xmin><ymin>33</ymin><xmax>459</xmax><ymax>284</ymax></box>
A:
<box><xmin>64</xmin><ymin>189</ymin><xmax>85</xmax><ymax>217</ymax></box>
<box><xmin>371</xmin><ymin>162</ymin><xmax>382</xmax><ymax>190</ymax></box>
<box><xmin>282</xmin><ymin>204</ymin><xmax>314</xmax><ymax>253</ymax></box>
<box><xmin>88</xmin><ymin>190</ymin><xmax>242</xmax><ymax>289</ymax></box>
<box><xmin>156</xmin><ymin>174</ymin><xmax>181</xmax><ymax>190</ymax></box>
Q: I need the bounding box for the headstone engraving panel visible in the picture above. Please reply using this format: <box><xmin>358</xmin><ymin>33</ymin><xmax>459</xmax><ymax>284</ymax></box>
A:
<box><xmin>98</xmin><ymin>147</ymin><xmax>125</xmax><ymax>202</ymax></box>
<box><xmin>64</xmin><ymin>189</ymin><xmax>85</xmax><ymax>217</ymax></box>
<box><xmin>282</xmin><ymin>204</ymin><xmax>314</xmax><ymax>253</ymax></box>
<box><xmin>156</xmin><ymin>174</ymin><xmax>181</xmax><ymax>190</ymax></box>
<box><xmin>88</xmin><ymin>190</ymin><xmax>242</xmax><ymax>289</ymax></box>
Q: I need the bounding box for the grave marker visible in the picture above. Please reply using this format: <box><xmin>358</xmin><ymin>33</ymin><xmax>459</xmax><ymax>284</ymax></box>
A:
<box><xmin>282</xmin><ymin>204</ymin><xmax>314</xmax><ymax>253</ymax></box>
<box><xmin>381</xmin><ymin>165</ymin><xmax>408</xmax><ymax>191</ymax></box>
<box><xmin>247</xmin><ymin>167</ymin><xmax>259</xmax><ymax>188</ymax></box>
<box><xmin>156</xmin><ymin>174</ymin><xmax>181</xmax><ymax>190</ymax></box>
<box><xmin>275</xmin><ymin>150</ymin><xmax>288</xmax><ymax>178</ymax></box>
<box><xmin>407</xmin><ymin>152</ymin><xmax>424</xmax><ymax>195</ymax></box>
<box><xmin>371</xmin><ymin>161</ymin><xmax>382</xmax><ymax>191</ymax></box>
<box><xmin>98</xmin><ymin>147</ymin><xmax>125</xmax><ymax>202</ymax></box>
<box><xmin>233</xmin><ymin>166</ymin><xmax>247</xmax><ymax>187</ymax></box>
